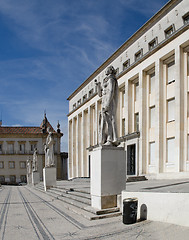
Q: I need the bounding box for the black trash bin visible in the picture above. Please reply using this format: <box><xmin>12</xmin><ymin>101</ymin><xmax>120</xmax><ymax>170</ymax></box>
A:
<box><xmin>123</xmin><ymin>198</ymin><xmax>138</xmax><ymax>224</ymax></box>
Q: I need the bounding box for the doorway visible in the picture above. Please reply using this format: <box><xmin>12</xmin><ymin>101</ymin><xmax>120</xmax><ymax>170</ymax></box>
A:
<box><xmin>127</xmin><ymin>144</ymin><xmax>136</xmax><ymax>175</ymax></box>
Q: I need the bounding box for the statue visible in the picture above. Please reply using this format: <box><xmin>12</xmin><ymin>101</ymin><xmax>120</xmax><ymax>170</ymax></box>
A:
<box><xmin>95</xmin><ymin>65</ymin><xmax>118</xmax><ymax>146</ymax></box>
<box><xmin>27</xmin><ymin>157</ymin><xmax>32</xmax><ymax>175</ymax></box>
<box><xmin>44</xmin><ymin>127</ymin><xmax>55</xmax><ymax>167</ymax></box>
<box><xmin>32</xmin><ymin>148</ymin><xmax>38</xmax><ymax>172</ymax></box>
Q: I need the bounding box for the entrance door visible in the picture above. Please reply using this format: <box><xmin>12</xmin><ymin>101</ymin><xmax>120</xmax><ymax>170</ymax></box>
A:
<box><xmin>127</xmin><ymin>144</ymin><xmax>136</xmax><ymax>175</ymax></box>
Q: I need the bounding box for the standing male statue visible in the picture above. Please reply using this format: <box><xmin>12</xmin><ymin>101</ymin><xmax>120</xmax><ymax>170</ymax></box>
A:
<box><xmin>32</xmin><ymin>148</ymin><xmax>38</xmax><ymax>172</ymax></box>
<box><xmin>95</xmin><ymin>65</ymin><xmax>118</xmax><ymax>146</ymax></box>
<box><xmin>27</xmin><ymin>157</ymin><xmax>32</xmax><ymax>175</ymax></box>
<box><xmin>44</xmin><ymin>127</ymin><xmax>55</xmax><ymax>167</ymax></box>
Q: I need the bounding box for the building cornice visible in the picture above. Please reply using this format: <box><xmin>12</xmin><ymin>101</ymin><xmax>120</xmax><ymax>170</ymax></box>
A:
<box><xmin>67</xmin><ymin>0</ymin><xmax>180</xmax><ymax>101</ymax></box>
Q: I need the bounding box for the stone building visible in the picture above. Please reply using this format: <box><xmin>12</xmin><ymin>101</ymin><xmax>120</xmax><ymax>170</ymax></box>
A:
<box><xmin>67</xmin><ymin>0</ymin><xmax>189</xmax><ymax>180</ymax></box>
<box><xmin>0</xmin><ymin>114</ymin><xmax>63</xmax><ymax>184</ymax></box>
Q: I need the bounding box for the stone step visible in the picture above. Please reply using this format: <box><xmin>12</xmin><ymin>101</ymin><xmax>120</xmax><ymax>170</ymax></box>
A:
<box><xmin>127</xmin><ymin>176</ymin><xmax>147</xmax><ymax>182</ymax></box>
<box><xmin>34</xmin><ymin>184</ymin><xmax>121</xmax><ymax>220</ymax></box>
<box><xmin>51</xmin><ymin>186</ymin><xmax>91</xmax><ymax>200</ymax></box>
<box><xmin>48</xmin><ymin>188</ymin><xmax>91</xmax><ymax>205</ymax></box>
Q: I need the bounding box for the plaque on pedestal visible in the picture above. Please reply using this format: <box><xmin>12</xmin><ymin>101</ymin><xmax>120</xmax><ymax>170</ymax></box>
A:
<box><xmin>90</xmin><ymin>145</ymin><xmax>126</xmax><ymax>210</ymax></box>
<box><xmin>43</xmin><ymin>167</ymin><xmax>56</xmax><ymax>191</ymax></box>
<box><xmin>32</xmin><ymin>171</ymin><xmax>40</xmax><ymax>185</ymax></box>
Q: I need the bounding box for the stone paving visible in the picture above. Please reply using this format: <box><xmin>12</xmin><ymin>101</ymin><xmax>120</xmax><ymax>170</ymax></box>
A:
<box><xmin>1</xmin><ymin>183</ymin><xmax>189</xmax><ymax>240</ymax></box>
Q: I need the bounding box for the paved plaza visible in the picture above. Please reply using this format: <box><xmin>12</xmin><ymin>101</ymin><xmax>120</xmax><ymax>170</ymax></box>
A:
<box><xmin>1</xmin><ymin>180</ymin><xmax>189</xmax><ymax>240</ymax></box>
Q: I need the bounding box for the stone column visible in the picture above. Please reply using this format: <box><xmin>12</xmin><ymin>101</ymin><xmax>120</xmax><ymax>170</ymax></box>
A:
<box><xmin>175</xmin><ymin>46</ymin><xmax>181</xmax><ymax>172</ymax></box>
<box><xmin>183</xmin><ymin>51</ymin><xmax>188</xmax><ymax>171</ymax></box>
<box><xmin>155</xmin><ymin>60</ymin><xmax>161</xmax><ymax>175</ymax></box>
<box><xmin>81</xmin><ymin>111</ymin><xmax>84</xmax><ymax>177</ymax></box>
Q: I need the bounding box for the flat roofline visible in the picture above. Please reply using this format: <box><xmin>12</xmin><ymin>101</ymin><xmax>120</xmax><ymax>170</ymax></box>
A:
<box><xmin>67</xmin><ymin>0</ymin><xmax>179</xmax><ymax>100</ymax></box>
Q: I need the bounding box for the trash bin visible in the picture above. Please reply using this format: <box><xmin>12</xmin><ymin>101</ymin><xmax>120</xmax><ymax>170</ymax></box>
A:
<box><xmin>123</xmin><ymin>198</ymin><xmax>138</xmax><ymax>224</ymax></box>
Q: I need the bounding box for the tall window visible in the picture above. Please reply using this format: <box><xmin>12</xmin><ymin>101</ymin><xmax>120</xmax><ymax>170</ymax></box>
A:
<box><xmin>30</xmin><ymin>143</ymin><xmax>37</xmax><ymax>152</ymax></box>
<box><xmin>19</xmin><ymin>144</ymin><xmax>25</xmax><ymax>154</ymax></box>
<box><xmin>135</xmin><ymin>113</ymin><xmax>139</xmax><ymax>132</ymax></box>
<box><xmin>8</xmin><ymin>143</ymin><xmax>14</xmax><ymax>154</ymax></box>
<box><xmin>135</xmin><ymin>82</ymin><xmax>139</xmax><ymax>101</ymax></box>
<box><xmin>149</xmin><ymin>72</ymin><xmax>155</xmax><ymax>94</ymax></box>
<box><xmin>167</xmin><ymin>61</ymin><xmax>175</xmax><ymax>84</ymax></box>
<box><xmin>167</xmin><ymin>98</ymin><xmax>175</xmax><ymax>122</ymax></box>
<box><xmin>167</xmin><ymin>138</ymin><xmax>175</xmax><ymax>163</ymax></box>
<box><xmin>149</xmin><ymin>142</ymin><xmax>155</xmax><ymax>165</ymax></box>
<box><xmin>122</xmin><ymin>119</ymin><xmax>125</xmax><ymax>136</ymax></box>
<box><xmin>150</xmin><ymin>106</ymin><xmax>155</xmax><ymax>128</ymax></box>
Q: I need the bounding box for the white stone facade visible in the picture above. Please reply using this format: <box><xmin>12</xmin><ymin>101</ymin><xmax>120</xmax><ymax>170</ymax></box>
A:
<box><xmin>67</xmin><ymin>0</ymin><xmax>189</xmax><ymax>179</ymax></box>
<box><xmin>0</xmin><ymin>115</ymin><xmax>63</xmax><ymax>184</ymax></box>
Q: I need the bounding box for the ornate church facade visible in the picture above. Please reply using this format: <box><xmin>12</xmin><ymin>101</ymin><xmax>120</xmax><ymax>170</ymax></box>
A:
<box><xmin>67</xmin><ymin>0</ymin><xmax>189</xmax><ymax>180</ymax></box>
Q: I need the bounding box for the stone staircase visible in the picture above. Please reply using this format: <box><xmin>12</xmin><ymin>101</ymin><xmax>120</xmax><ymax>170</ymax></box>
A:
<box><xmin>34</xmin><ymin>181</ymin><xmax>121</xmax><ymax>220</ymax></box>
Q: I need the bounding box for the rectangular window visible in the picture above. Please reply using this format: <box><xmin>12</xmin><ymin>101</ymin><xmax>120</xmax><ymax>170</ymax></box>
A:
<box><xmin>0</xmin><ymin>161</ymin><xmax>4</xmax><ymax>169</ymax></box>
<box><xmin>20</xmin><ymin>175</ymin><xmax>27</xmax><ymax>183</ymax></box>
<box><xmin>73</xmin><ymin>103</ymin><xmax>76</xmax><ymax>110</ymax></box>
<box><xmin>167</xmin><ymin>99</ymin><xmax>175</xmax><ymax>122</ymax></box>
<box><xmin>167</xmin><ymin>138</ymin><xmax>175</xmax><ymax>163</ymax></box>
<box><xmin>30</xmin><ymin>143</ymin><xmax>37</xmax><ymax>152</ymax></box>
<box><xmin>8</xmin><ymin>143</ymin><xmax>14</xmax><ymax>154</ymax></box>
<box><xmin>9</xmin><ymin>161</ymin><xmax>15</xmax><ymax>169</ymax></box>
<box><xmin>123</xmin><ymin>59</ymin><xmax>130</xmax><ymax>70</ymax></box>
<box><xmin>149</xmin><ymin>142</ymin><xmax>155</xmax><ymax>165</ymax></box>
<box><xmin>148</xmin><ymin>38</ymin><xmax>158</xmax><ymax>51</ymax></box>
<box><xmin>20</xmin><ymin>161</ymin><xmax>26</xmax><ymax>169</ymax></box>
<box><xmin>135</xmin><ymin>113</ymin><xmax>139</xmax><ymax>132</ymax></box>
<box><xmin>183</xmin><ymin>12</ymin><xmax>189</xmax><ymax>24</ymax></box>
<box><xmin>122</xmin><ymin>118</ymin><xmax>125</xmax><ymax>136</ymax></box>
<box><xmin>135</xmin><ymin>82</ymin><xmax>139</xmax><ymax>101</ymax></box>
<box><xmin>83</xmin><ymin>94</ymin><xmax>87</xmax><ymax>102</ymax></box>
<box><xmin>77</xmin><ymin>99</ymin><xmax>81</xmax><ymax>106</ymax></box>
<box><xmin>10</xmin><ymin>175</ymin><xmax>16</xmax><ymax>183</ymax></box>
<box><xmin>135</xmin><ymin>49</ymin><xmax>143</xmax><ymax>61</ymax></box>
<box><xmin>164</xmin><ymin>25</ymin><xmax>175</xmax><ymax>38</ymax></box>
<box><xmin>167</xmin><ymin>61</ymin><xmax>175</xmax><ymax>84</ymax></box>
<box><xmin>149</xmin><ymin>106</ymin><xmax>155</xmax><ymax>128</ymax></box>
<box><xmin>19</xmin><ymin>144</ymin><xmax>25</xmax><ymax>154</ymax></box>
<box><xmin>0</xmin><ymin>176</ymin><xmax>5</xmax><ymax>183</ymax></box>
<box><xmin>89</xmin><ymin>88</ymin><xmax>94</xmax><ymax>97</ymax></box>
<box><xmin>0</xmin><ymin>144</ymin><xmax>2</xmax><ymax>153</ymax></box>
<box><xmin>149</xmin><ymin>72</ymin><xmax>155</xmax><ymax>94</ymax></box>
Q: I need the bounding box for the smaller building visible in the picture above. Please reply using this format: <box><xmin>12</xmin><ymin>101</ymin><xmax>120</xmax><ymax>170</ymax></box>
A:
<box><xmin>0</xmin><ymin>114</ymin><xmax>63</xmax><ymax>184</ymax></box>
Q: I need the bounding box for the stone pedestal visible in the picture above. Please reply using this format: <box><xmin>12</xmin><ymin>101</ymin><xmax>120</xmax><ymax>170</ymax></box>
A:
<box><xmin>43</xmin><ymin>167</ymin><xmax>56</xmax><ymax>191</ymax></box>
<box><xmin>90</xmin><ymin>146</ymin><xmax>126</xmax><ymax>210</ymax></box>
<box><xmin>27</xmin><ymin>174</ymin><xmax>32</xmax><ymax>185</ymax></box>
<box><xmin>32</xmin><ymin>171</ymin><xmax>40</xmax><ymax>185</ymax></box>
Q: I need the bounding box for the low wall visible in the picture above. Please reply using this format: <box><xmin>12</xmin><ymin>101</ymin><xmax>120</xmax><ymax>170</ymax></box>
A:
<box><xmin>121</xmin><ymin>191</ymin><xmax>189</xmax><ymax>227</ymax></box>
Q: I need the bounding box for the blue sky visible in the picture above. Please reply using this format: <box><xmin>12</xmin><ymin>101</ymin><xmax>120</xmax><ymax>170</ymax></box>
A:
<box><xmin>0</xmin><ymin>0</ymin><xmax>169</xmax><ymax>151</ymax></box>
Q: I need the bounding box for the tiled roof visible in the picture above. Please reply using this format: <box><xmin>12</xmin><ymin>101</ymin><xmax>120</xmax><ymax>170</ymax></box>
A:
<box><xmin>0</xmin><ymin>114</ymin><xmax>57</xmax><ymax>135</ymax></box>
<box><xmin>0</xmin><ymin>127</ymin><xmax>42</xmax><ymax>134</ymax></box>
